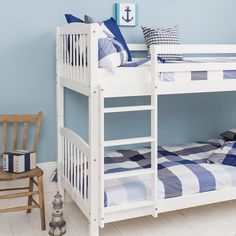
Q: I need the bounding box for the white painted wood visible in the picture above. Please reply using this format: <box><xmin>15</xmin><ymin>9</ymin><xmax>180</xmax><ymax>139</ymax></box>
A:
<box><xmin>59</xmin><ymin>76</ymin><xmax>90</xmax><ymax>96</ymax></box>
<box><xmin>127</xmin><ymin>44</ymin><xmax>147</xmax><ymax>51</ymax></box>
<box><xmin>157</xmin><ymin>62</ymin><xmax>236</xmax><ymax>72</ymax></box>
<box><xmin>154</xmin><ymin>44</ymin><xmax>236</xmax><ymax>54</ymax></box>
<box><xmin>157</xmin><ymin>79</ymin><xmax>236</xmax><ymax>95</ymax></box>
<box><xmin>104</xmin><ymin>201</ymin><xmax>153</xmax><ymax>214</ymax></box>
<box><xmin>98</xmin><ymin>87</ymin><xmax>105</xmax><ymax>228</ymax></box>
<box><xmin>150</xmin><ymin>45</ymin><xmax>158</xmax><ymax>218</ymax></box>
<box><xmin>56</xmin><ymin>29</ymin><xmax>65</xmax><ymax>197</ymax></box>
<box><xmin>56</xmin><ymin>24</ymin><xmax>236</xmax><ymax>236</ymax></box>
<box><xmin>60</xmin><ymin>127</ymin><xmax>89</xmax><ymax>157</ymax></box>
<box><xmin>104</xmin><ymin>137</ymin><xmax>154</xmax><ymax>147</ymax></box>
<box><xmin>61</xmin><ymin>176</ymin><xmax>90</xmax><ymax>219</ymax></box>
<box><xmin>157</xmin><ymin>186</ymin><xmax>236</xmax><ymax>213</ymax></box>
<box><xmin>104</xmin><ymin>169</ymin><xmax>154</xmax><ymax>180</ymax></box>
<box><xmin>87</xmin><ymin>24</ymin><xmax>100</xmax><ymax>236</ymax></box>
<box><xmin>88</xmin><ymin>87</ymin><xmax>99</xmax><ymax>236</ymax></box>
<box><xmin>104</xmin><ymin>105</ymin><xmax>154</xmax><ymax>113</ymax></box>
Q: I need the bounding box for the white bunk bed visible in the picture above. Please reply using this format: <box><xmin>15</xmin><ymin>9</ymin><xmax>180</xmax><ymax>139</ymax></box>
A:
<box><xmin>56</xmin><ymin>23</ymin><xmax>236</xmax><ymax>236</ymax></box>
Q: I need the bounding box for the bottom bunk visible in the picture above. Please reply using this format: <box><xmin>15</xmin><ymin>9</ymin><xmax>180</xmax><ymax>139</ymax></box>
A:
<box><xmin>104</xmin><ymin>138</ymin><xmax>236</xmax><ymax>207</ymax></box>
<box><xmin>59</xmin><ymin>128</ymin><xmax>236</xmax><ymax>225</ymax></box>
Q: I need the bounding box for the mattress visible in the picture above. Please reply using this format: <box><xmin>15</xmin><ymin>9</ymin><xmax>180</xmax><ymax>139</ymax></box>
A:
<box><xmin>123</xmin><ymin>58</ymin><xmax>236</xmax><ymax>81</ymax></box>
<box><xmin>104</xmin><ymin>139</ymin><xmax>236</xmax><ymax>207</ymax></box>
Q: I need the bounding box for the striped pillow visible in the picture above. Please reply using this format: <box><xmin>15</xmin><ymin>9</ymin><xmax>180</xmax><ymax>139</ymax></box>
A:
<box><xmin>141</xmin><ymin>25</ymin><xmax>183</xmax><ymax>62</ymax></box>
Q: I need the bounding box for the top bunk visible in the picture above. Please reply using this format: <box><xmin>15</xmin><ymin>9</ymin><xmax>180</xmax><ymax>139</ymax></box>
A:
<box><xmin>56</xmin><ymin>23</ymin><xmax>236</xmax><ymax>97</ymax></box>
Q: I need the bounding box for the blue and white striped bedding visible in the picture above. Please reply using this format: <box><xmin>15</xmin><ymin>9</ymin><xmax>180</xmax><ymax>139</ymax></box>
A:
<box><xmin>104</xmin><ymin>139</ymin><xmax>236</xmax><ymax>207</ymax></box>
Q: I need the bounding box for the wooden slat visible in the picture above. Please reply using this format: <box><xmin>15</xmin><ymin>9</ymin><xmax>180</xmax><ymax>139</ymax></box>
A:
<box><xmin>32</xmin><ymin>197</ymin><xmax>39</xmax><ymax>206</ymax></box>
<box><xmin>32</xmin><ymin>178</ymin><xmax>38</xmax><ymax>186</ymax></box>
<box><xmin>37</xmin><ymin>175</ymin><xmax>46</xmax><ymax>230</ymax></box>
<box><xmin>0</xmin><ymin>191</ymin><xmax>39</xmax><ymax>200</ymax></box>
<box><xmin>0</xmin><ymin>115</ymin><xmax>38</xmax><ymax>123</ymax></box>
<box><xmin>22</xmin><ymin>122</ymin><xmax>29</xmax><ymax>150</ymax></box>
<box><xmin>33</xmin><ymin>112</ymin><xmax>42</xmax><ymax>151</ymax></box>
<box><xmin>12</xmin><ymin>122</ymin><xmax>18</xmax><ymax>151</ymax></box>
<box><xmin>0</xmin><ymin>187</ymin><xmax>29</xmax><ymax>192</ymax></box>
<box><xmin>27</xmin><ymin>178</ymin><xmax>34</xmax><ymax>213</ymax></box>
<box><xmin>3</xmin><ymin>122</ymin><xmax>8</xmax><ymax>152</ymax></box>
<box><xmin>0</xmin><ymin>204</ymin><xmax>39</xmax><ymax>213</ymax></box>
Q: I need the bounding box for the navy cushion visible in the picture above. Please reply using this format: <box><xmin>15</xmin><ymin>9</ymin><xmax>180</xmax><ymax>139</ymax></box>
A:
<box><xmin>65</xmin><ymin>14</ymin><xmax>83</xmax><ymax>23</ymax></box>
<box><xmin>103</xmin><ymin>17</ymin><xmax>132</xmax><ymax>61</ymax></box>
<box><xmin>220</xmin><ymin>129</ymin><xmax>236</xmax><ymax>141</ymax></box>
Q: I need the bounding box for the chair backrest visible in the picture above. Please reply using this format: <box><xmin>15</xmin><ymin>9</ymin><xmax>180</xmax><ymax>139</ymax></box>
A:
<box><xmin>0</xmin><ymin>112</ymin><xmax>43</xmax><ymax>159</ymax></box>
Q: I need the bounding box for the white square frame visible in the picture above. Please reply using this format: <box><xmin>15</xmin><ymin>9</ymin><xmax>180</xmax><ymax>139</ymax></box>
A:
<box><xmin>115</xmin><ymin>3</ymin><xmax>138</xmax><ymax>27</ymax></box>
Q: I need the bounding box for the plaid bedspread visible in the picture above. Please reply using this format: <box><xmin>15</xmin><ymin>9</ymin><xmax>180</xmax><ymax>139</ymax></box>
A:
<box><xmin>104</xmin><ymin>139</ymin><xmax>236</xmax><ymax>207</ymax></box>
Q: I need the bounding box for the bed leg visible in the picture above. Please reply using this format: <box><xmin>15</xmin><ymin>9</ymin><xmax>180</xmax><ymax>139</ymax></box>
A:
<box><xmin>153</xmin><ymin>212</ymin><xmax>158</xmax><ymax>218</ymax></box>
<box><xmin>152</xmin><ymin>208</ymin><xmax>158</xmax><ymax>218</ymax></box>
<box><xmin>89</xmin><ymin>221</ymin><xmax>99</xmax><ymax>236</ymax></box>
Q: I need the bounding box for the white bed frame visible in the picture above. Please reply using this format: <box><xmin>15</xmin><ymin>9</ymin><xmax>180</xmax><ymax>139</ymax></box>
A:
<box><xmin>56</xmin><ymin>23</ymin><xmax>236</xmax><ymax>236</ymax></box>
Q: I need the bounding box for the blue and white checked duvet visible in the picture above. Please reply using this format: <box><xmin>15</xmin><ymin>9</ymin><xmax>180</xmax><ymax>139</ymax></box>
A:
<box><xmin>104</xmin><ymin>139</ymin><xmax>236</xmax><ymax>207</ymax></box>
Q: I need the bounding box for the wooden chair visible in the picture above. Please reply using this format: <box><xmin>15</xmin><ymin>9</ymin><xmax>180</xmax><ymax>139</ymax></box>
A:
<box><xmin>0</xmin><ymin>112</ymin><xmax>46</xmax><ymax>231</ymax></box>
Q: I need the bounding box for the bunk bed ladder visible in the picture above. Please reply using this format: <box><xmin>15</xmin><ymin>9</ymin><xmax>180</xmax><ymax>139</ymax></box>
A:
<box><xmin>98</xmin><ymin>89</ymin><xmax>158</xmax><ymax>226</ymax></box>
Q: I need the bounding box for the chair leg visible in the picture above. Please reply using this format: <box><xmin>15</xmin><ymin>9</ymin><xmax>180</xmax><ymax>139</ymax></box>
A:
<box><xmin>37</xmin><ymin>175</ymin><xmax>46</xmax><ymax>231</ymax></box>
<box><xmin>27</xmin><ymin>177</ymin><xmax>34</xmax><ymax>213</ymax></box>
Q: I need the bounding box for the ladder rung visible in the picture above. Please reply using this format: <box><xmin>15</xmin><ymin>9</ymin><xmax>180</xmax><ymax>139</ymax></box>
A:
<box><xmin>104</xmin><ymin>169</ymin><xmax>154</xmax><ymax>180</ymax></box>
<box><xmin>104</xmin><ymin>200</ymin><xmax>153</xmax><ymax>213</ymax></box>
<box><xmin>104</xmin><ymin>105</ymin><xmax>154</xmax><ymax>113</ymax></box>
<box><xmin>104</xmin><ymin>137</ymin><xmax>154</xmax><ymax>147</ymax></box>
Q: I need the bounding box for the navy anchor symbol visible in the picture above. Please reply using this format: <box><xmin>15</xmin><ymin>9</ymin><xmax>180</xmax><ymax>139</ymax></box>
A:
<box><xmin>122</xmin><ymin>6</ymin><xmax>134</xmax><ymax>23</ymax></box>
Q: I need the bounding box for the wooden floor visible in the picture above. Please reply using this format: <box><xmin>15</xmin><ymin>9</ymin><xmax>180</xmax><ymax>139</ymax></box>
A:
<box><xmin>1</xmin><ymin>200</ymin><xmax>236</xmax><ymax>236</ymax></box>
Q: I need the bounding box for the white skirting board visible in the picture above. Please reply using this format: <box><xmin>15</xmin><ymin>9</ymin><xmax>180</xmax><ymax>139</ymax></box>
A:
<box><xmin>0</xmin><ymin>162</ymin><xmax>71</xmax><ymax>206</ymax></box>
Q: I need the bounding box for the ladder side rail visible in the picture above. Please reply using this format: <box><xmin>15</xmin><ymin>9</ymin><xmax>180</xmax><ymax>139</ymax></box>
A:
<box><xmin>150</xmin><ymin>45</ymin><xmax>158</xmax><ymax>217</ymax></box>
<box><xmin>98</xmin><ymin>87</ymin><xmax>105</xmax><ymax>228</ymax></box>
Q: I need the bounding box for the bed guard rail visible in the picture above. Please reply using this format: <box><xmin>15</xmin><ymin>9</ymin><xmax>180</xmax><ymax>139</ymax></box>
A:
<box><xmin>59</xmin><ymin>127</ymin><xmax>90</xmax><ymax>218</ymax></box>
<box><xmin>150</xmin><ymin>44</ymin><xmax>236</xmax><ymax>73</ymax></box>
<box><xmin>56</xmin><ymin>23</ymin><xmax>100</xmax><ymax>92</ymax></box>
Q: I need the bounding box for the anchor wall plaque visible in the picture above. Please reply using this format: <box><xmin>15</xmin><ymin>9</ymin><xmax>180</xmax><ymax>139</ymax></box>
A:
<box><xmin>115</xmin><ymin>3</ymin><xmax>137</xmax><ymax>26</ymax></box>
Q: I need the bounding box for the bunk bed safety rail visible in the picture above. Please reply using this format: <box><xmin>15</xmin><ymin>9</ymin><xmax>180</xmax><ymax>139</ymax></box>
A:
<box><xmin>56</xmin><ymin>24</ymin><xmax>99</xmax><ymax>89</ymax></box>
<box><xmin>150</xmin><ymin>44</ymin><xmax>236</xmax><ymax>73</ymax></box>
<box><xmin>60</xmin><ymin>127</ymin><xmax>90</xmax><ymax>217</ymax></box>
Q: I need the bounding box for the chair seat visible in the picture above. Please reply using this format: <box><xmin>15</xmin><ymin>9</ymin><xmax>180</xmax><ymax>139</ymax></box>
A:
<box><xmin>0</xmin><ymin>166</ymin><xmax>43</xmax><ymax>181</ymax></box>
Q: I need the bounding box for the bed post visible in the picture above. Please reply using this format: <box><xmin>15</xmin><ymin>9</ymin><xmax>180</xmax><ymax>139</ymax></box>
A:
<box><xmin>88</xmin><ymin>24</ymin><xmax>100</xmax><ymax>236</ymax></box>
<box><xmin>56</xmin><ymin>28</ymin><xmax>65</xmax><ymax>199</ymax></box>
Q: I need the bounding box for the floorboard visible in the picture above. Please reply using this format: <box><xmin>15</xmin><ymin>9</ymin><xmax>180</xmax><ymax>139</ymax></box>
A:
<box><xmin>1</xmin><ymin>200</ymin><xmax>236</xmax><ymax>236</ymax></box>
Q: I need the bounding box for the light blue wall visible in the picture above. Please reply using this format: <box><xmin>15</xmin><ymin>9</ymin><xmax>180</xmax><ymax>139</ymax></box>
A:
<box><xmin>1</xmin><ymin>0</ymin><xmax>236</xmax><ymax>162</ymax></box>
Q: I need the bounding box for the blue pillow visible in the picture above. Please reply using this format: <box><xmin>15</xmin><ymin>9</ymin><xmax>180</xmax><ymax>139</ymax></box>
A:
<box><xmin>65</xmin><ymin>15</ymin><xmax>131</xmax><ymax>61</ymax></box>
<box><xmin>103</xmin><ymin>17</ymin><xmax>132</xmax><ymax>61</ymax></box>
<box><xmin>65</xmin><ymin>14</ymin><xmax>83</xmax><ymax>23</ymax></box>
